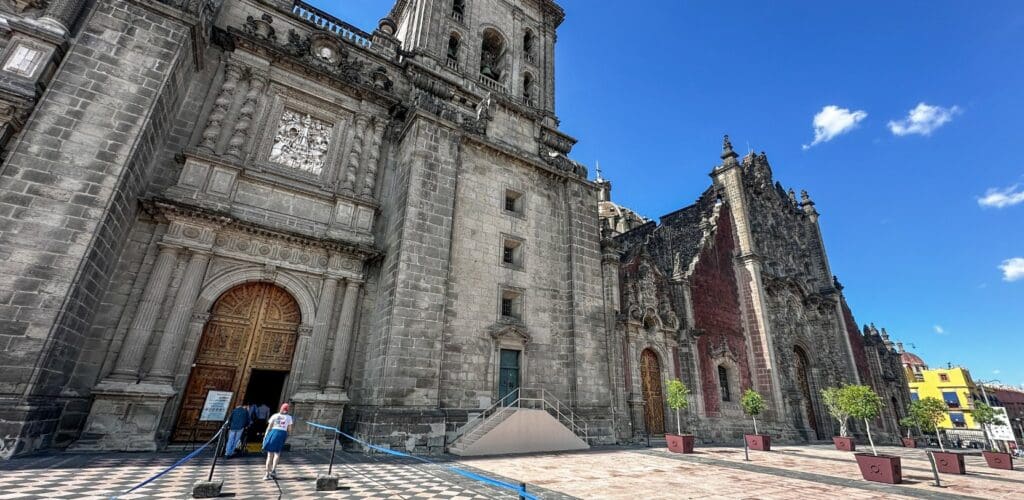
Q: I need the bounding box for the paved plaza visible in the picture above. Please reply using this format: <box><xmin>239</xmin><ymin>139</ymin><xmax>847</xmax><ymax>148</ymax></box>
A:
<box><xmin>0</xmin><ymin>444</ymin><xmax>1020</xmax><ymax>499</ymax></box>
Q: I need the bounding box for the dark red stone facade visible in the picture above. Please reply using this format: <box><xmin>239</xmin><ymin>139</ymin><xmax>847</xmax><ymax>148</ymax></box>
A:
<box><xmin>842</xmin><ymin>298</ymin><xmax>872</xmax><ymax>383</ymax></box>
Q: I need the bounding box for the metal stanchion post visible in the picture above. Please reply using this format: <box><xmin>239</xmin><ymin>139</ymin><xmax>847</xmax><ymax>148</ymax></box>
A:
<box><xmin>926</xmin><ymin>451</ymin><xmax>942</xmax><ymax>487</ymax></box>
<box><xmin>328</xmin><ymin>433</ymin><xmax>338</xmax><ymax>476</ymax></box>
<box><xmin>208</xmin><ymin>424</ymin><xmax>226</xmax><ymax>481</ymax></box>
<box><xmin>744</xmin><ymin>437</ymin><xmax>750</xmax><ymax>461</ymax></box>
<box><xmin>519</xmin><ymin>482</ymin><xmax>528</xmax><ymax>499</ymax></box>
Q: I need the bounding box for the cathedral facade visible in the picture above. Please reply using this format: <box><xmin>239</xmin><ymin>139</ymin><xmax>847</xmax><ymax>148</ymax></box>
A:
<box><xmin>0</xmin><ymin>0</ymin><xmax>907</xmax><ymax>458</ymax></box>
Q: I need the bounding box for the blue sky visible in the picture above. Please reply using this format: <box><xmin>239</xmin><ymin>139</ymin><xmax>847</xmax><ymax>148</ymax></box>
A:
<box><xmin>309</xmin><ymin>1</ymin><xmax>1024</xmax><ymax>388</ymax></box>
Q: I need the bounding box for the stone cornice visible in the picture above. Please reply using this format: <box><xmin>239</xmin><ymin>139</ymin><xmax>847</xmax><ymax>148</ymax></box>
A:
<box><xmin>144</xmin><ymin>197</ymin><xmax>381</xmax><ymax>260</ymax></box>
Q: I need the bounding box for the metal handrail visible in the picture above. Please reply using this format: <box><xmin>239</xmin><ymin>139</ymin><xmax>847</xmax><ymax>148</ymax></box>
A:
<box><xmin>450</xmin><ymin>387</ymin><xmax>590</xmax><ymax>445</ymax></box>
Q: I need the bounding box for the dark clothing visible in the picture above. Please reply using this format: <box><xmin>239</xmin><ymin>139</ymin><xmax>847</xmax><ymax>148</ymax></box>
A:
<box><xmin>228</xmin><ymin>407</ymin><xmax>250</xmax><ymax>431</ymax></box>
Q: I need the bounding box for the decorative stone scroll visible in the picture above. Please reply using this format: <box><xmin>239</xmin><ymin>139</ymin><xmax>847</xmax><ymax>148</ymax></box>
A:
<box><xmin>269</xmin><ymin>109</ymin><xmax>333</xmax><ymax>175</ymax></box>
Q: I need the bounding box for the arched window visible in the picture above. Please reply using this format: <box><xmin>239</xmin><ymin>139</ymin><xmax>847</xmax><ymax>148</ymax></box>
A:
<box><xmin>523</xmin><ymin>29</ymin><xmax>535</xmax><ymax>63</ymax></box>
<box><xmin>718</xmin><ymin>365</ymin><xmax>731</xmax><ymax>402</ymax></box>
<box><xmin>522</xmin><ymin>72</ymin><xmax>534</xmax><ymax>105</ymax></box>
<box><xmin>452</xmin><ymin>0</ymin><xmax>465</xmax><ymax>21</ymax></box>
<box><xmin>479</xmin><ymin>29</ymin><xmax>506</xmax><ymax>81</ymax></box>
<box><xmin>446</xmin><ymin>33</ymin><xmax>460</xmax><ymax>68</ymax></box>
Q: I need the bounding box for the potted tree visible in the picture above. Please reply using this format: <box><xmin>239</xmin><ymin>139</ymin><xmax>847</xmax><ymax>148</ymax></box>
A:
<box><xmin>898</xmin><ymin>416</ymin><xmax>918</xmax><ymax>448</ymax></box>
<box><xmin>840</xmin><ymin>385</ymin><xmax>901</xmax><ymax>484</ymax></box>
<box><xmin>911</xmin><ymin>397</ymin><xmax>965</xmax><ymax>474</ymax></box>
<box><xmin>822</xmin><ymin>387</ymin><xmax>854</xmax><ymax>451</ymax></box>
<box><xmin>665</xmin><ymin>379</ymin><xmax>695</xmax><ymax>453</ymax></box>
<box><xmin>741</xmin><ymin>389</ymin><xmax>769</xmax><ymax>451</ymax></box>
<box><xmin>975</xmin><ymin>402</ymin><xmax>1014</xmax><ymax>471</ymax></box>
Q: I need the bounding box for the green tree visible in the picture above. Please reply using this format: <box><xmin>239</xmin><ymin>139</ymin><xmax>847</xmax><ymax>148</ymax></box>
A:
<box><xmin>740</xmin><ymin>389</ymin><xmax>766</xmax><ymax>435</ymax></box>
<box><xmin>821</xmin><ymin>387</ymin><xmax>850</xmax><ymax>437</ymax></box>
<box><xmin>665</xmin><ymin>379</ymin><xmax>690</xmax><ymax>435</ymax></box>
<box><xmin>899</xmin><ymin>415</ymin><xmax>919</xmax><ymax>439</ymax></box>
<box><xmin>837</xmin><ymin>385</ymin><xmax>883</xmax><ymax>456</ymax></box>
<box><xmin>972</xmin><ymin>402</ymin><xmax>1006</xmax><ymax>452</ymax></box>
<box><xmin>909</xmin><ymin>397</ymin><xmax>949</xmax><ymax>451</ymax></box>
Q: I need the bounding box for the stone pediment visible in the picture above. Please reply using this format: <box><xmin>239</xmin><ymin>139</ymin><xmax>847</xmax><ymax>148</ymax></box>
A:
<box><xmin>488</xmin><ymin>323</ymin><xmax>531</xmax><ymax>345</ymax></box>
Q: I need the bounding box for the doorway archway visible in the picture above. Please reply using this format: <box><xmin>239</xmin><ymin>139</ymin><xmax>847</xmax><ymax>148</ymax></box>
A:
<box><xmin>173</xmin><ymin>282</ymin><xmax>301</xmax><ymax>441</ymax></box>
<box><xmin>640</xmin><ymin>348</ymin><xmax>665</xmax><ymax>435</ymax></box>
<box><xmin>793</xmin><ymin>346</ymin><xmax>821</xmax><ymax>440</ymax></box>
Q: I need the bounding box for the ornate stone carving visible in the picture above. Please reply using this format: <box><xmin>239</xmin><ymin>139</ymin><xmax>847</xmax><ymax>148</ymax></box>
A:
<box><xmin>361</xmin><ymin>120</ymin><xmax>386</xmax><ymax>197</ymax></box>
<box><xmin>243</xmin><ymin>13</ymin><xmax>277</xmax><ymax>43</ymax></box>
<box><xmin>226</xmin><ymin>70</ymin><xmax>268</xmax><ymax>159</ymax></box>
<box><xmin>269</xmin><ymin>109</ymin><xmax>333</xmax><ymax>175</ymax></box>
<box><xmin>341</xmin><ymin>116</ymin><xmax>368</xmax><ymax>191</ymax></box>
<box><xmin>199</xmin><ymin>61</ymin><xmax>242</xmax><ymax>153</ymax></box>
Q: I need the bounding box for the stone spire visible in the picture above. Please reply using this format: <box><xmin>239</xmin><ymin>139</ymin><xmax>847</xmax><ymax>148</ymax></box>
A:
<box><xmin>800</xmin><ymin>189</ymin><xmax>819</xmax><ymax>220</ymax></box>
<box><xmin>595</xmin><ymin>160</ymin><xmax>604</xmax><ymax>182</ymax></box>
<box><xmin>720</xmin><ymin>134</ymin><xmax>739</xmax><ymax>166</ymax></box>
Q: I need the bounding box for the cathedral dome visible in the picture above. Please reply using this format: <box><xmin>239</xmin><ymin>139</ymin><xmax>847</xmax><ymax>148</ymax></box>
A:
<box><xmin>900</xmin><ymin>351</ymin><xmax>926</xmax><ymax>368</ymax></box>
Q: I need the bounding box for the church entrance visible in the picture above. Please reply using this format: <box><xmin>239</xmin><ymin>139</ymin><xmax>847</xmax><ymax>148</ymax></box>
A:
<box><xmin>794</xmin><ymin>347</ymin><xmax>821</xmax><ymax>440</ymax></box>
<box><xmin>498</xmin><ymin>349</ymin><xmax>521</xmax><ymax>404</ymax></box>
<box><xmin>172</xmin><ymin>283</ymin><xmax>301</xmax><ymax>441</ymax></box>
<box><xmin>640</xmin><ymin>349</ymin><xmax>665</xmax><ymax>435</ymax></box>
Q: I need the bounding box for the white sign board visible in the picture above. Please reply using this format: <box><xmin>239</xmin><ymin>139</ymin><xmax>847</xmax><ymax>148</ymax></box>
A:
<box><xmin>987</xmin><ymin>406</ymin><xmax>1017</xmax><ymax>443</ymax></box>
<box><xmin>199</xmin><ymin>390</ymin><xmax>233</xmax><ymax>422</ymax></box>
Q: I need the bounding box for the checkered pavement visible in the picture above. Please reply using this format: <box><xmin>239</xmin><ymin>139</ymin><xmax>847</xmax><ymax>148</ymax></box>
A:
<box><xmin>0</xmin><ymin>450</ymin><xmax>532</xmax><ymax>499</ymax></box>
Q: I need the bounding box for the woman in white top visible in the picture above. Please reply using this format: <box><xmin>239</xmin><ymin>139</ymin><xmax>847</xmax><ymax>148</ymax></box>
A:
<box><xmin>261</xmin><ymin>403</ymin><xmax>293</xmax><ymax>480</ymax></box>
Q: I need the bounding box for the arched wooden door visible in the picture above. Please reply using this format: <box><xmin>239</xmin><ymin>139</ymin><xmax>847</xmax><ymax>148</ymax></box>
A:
<box><xmin>173</xmin><ymin>283</ymin><xmax>301</xmax><ymax>441</ymax></box>
<box><xmin>794</xmin><ymin>347</ymin><xmax>821</xmax><ymax>440</ymax></box>
<box><xmin>640</xmin><ymin>349</ymin><xmax>665</xmax><ymax>435</ymax></box>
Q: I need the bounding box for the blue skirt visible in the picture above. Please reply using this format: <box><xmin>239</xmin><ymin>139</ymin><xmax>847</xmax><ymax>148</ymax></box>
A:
<box><xmin>262</xmin><ymin>429</ymin><xmax>288</xmax><ymax>453</ymax></box>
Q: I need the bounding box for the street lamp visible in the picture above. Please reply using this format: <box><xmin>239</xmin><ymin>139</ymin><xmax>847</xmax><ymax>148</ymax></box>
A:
<box><xmin>975</xmin><ymin>379</ymin><xmax>1001</xmax><ymax>406</ymax></box>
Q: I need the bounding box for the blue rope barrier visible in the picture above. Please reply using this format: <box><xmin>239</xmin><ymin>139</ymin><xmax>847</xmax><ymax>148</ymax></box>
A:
<box><xmin>305</xmin><ymin>421</ymin><xmax>538</xmax><ymax>499</ymax></box>
<box><xmin>110</xmin><ymin>425</ymin><xmax>226</xmax><ymax>499</ymax></box>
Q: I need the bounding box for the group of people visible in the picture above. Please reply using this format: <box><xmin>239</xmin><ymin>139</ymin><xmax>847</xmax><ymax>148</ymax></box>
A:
<box><xmin>224</xmin><ymin>401</ymin><xmax>294</xmax><ymax>480</ymax></box>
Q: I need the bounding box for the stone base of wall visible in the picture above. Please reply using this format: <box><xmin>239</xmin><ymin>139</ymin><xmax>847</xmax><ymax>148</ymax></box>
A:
<box><xmin>288</xmin><ymin>390</ymin><xmax>350</xmax><ymax>450</ymax></box>
<box><xmin>0</xmin><ymin>397</ymin><xmax>63</xmax><ymax>459</ymax></box>
<box><xmin>345</xmin><ymin>406</ymin><xmax>450</xmax><ymax>455</ymax></box>
<box><xmin>68</xmin><ymin>380</ymin><xmax>176</xmax><ymax>452</ymax></box>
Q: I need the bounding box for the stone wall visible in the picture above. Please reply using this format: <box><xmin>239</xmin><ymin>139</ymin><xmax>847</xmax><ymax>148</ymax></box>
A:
<box><xmin>0</xmin><ymin>0</ymin><xmax>196</xmax><ymax>456</ymax></box>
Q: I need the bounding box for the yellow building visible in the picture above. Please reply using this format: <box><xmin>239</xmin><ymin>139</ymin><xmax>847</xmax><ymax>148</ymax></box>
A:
<box><xmin>901</xmin><ymin>351</ymin><xmax>980</xmax><ymax>429</ymax></box>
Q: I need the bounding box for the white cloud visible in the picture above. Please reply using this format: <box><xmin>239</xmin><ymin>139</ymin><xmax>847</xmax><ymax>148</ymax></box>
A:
<box><xmin>993</xmin><ymin>369</ymin><xmax>1002</xmax><ymax>375</ymax></box>
<box><xmin>1000</xmin><ymin>257</ymin><xmax>1024</xmax><ymax>282</ymax></box>
<box><xmin>978</xmin><ymin>184</ymin><xmax>1024</xmax><ymax>208</ymax></box>
<box><xmin>802</xmin><ymin>105</ymin><xmax>868</xmax><ymax>149</ymax></box>
<box><xmin>933</xmin><ymin>325</ymin><xmax>945</xmax><ymax>335</ymax></box>
<box><xmin>887</xmin><ymin>103</ymin><xmax>960</xmax><ymax>136</ymax></box>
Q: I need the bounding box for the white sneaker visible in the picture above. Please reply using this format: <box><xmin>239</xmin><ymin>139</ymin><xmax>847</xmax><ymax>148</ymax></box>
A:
<box><xmin>263</xmin><ymin>473</ymin><xmax>271</xmax><ymax>480</ymax></box>
<box><xmin>270</xmin><ymin>470</ymin><xmax>277</xmax><ymax>479</ymax></box>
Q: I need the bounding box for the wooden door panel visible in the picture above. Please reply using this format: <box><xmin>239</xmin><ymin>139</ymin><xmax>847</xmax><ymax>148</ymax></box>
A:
<box><xmin>172</xmin><ymin>365</ymin><xmax>236</xmax><ymax>441</ymax></box>
<box><xmin>173</xmin><ymin>282</ymin><xmax>302</xmax><ymax>441</ymax></box>
<box><xmin>641</xmin><ymin>349</ymin><xmax>665</xmax><ymax>435</ymax></box>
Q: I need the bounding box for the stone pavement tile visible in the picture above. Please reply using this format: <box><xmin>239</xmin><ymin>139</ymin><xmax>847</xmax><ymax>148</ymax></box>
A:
<box><xmin>457</xmin><ymin>447</ymin><xmax>918</xmax><ymax>500</ymax></box>
<box><xmin>701</xmin><ymin>444</ymin><xmax>1022</xmax><ymax>499</ymax></box>
<box><xmin>0</xmin><ymin>450</ymin><xmax>519</xmax><ymax>499</ymax></box>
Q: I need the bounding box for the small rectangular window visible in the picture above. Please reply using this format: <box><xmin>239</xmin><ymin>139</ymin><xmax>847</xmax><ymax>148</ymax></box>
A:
<box><xmin>939</xmin><ymin>373</ymin><xmax>950</xmax><ymax>382</ymax></box>
<box><xmin>500</xmin><ymin>288</ymin><xmax>523</xmax><ymax>321</ymax></box>
<box><xmin>503</xmin><ymin>189</ymin><xmax>523</xmax><ymax>215</ymax></box>
<box><xmin>718</xmin><ymin>365</ymin><xmax>731</xmax><ymax>402</ymax></box>
<box><xmin>942</xmin><ymin>391</ymin><xmax>960</xmax><ymax>408</ymax></box>
<box><xmin>501</xmin><ymin>237</ymin><xmax>523</xmax><ymax>268</ymax></box>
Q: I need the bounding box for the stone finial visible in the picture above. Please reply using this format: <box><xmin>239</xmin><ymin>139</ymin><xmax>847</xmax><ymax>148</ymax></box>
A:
<box><xmin>897</xmin><ymin>342</ymin><xmax>905</xmax><ymax>353</ymax></box>
<box><xmin>832</xmin><ymin>275</ymin><xmax>844</xmax><ymax>291</ymax></box>
<box><xmin>720</xmin><ymin>134</ymin><xmax>739</xmax><ymax>165</ymax></box>
<box><xmin>788</xmin><ymin>188</ymin><xmax>797</xmax><ymax>206</ymax></box>
<box><xmin>595</xmin><ymin>160</ymin><xmax>604</xmax><ymax>182</ymax></box>
<box><xmin>800</xmin><ymin>189</ymin><xmax>818</xmax><ymax>217</ymax></box>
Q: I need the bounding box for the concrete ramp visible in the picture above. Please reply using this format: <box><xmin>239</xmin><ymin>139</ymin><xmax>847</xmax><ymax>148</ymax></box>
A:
<box><xmin>449</xmin><ymin>408</ymin><xmax>589</xmax><ymax>456</ymax></box>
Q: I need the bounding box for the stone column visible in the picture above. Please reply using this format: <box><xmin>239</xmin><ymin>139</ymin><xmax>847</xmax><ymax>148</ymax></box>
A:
<box><xmin>199</xmin><ymin>60</ymin><xmax>242</xmax><ymax>153</ymax></box>
<box><xmin>109</xmin><ymin>243</ymin><xmax>181</xmax><ymax>380</ymax></box>
<box><xmin>146</xmin><ymin>250</ymin><xmax>212</xmax><ymax>382</ymax></box>
<box><xmin>341</xmin><ymin>116</ymin><xmax>368</xmax><ymax>192</ymax></box>
<box><xmin>39</xmin><ymin>0</ymin><xmax>87</xmax><ymax>33</ymax></box>
<box><xmin>299</xmin><ymin>276</ymin><xmax>339</xmax><ymax>390</ymax></box>
<box><xmin>226</xmin><ymin>70</ymin><xmax>267</xmax><ymax>159</ymax></box>
<box><xmin>361</xmin><ymin>120</ymin><xmax>386</xmax><ymax>197</ymax></box>
<box><xmin>326</xmin><ymin>280</ymin><xmax>362</xmax><ymax>390</ymax></box>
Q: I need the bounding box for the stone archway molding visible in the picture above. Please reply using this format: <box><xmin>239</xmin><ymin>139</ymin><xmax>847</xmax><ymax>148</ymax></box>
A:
<box><xmin>196</xmin><ymin>265</ymin><xmax>319</xmax><ymax>326</ymax></box>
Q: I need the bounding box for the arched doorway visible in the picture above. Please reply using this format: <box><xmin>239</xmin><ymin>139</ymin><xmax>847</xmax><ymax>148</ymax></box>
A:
<box><xmin>173</xmin><ymin>283</ymin><xmax>301</xmax><ymax>441</ymax></box>
<box><xmin>640</xmin><ymin>349</ymin><xmax>665</xmax><ymax>435</ymax></box>
<box><xmin>793</xmin><ymin>347</ymin><xmax>821</xmax><ymax>440</ymax></box>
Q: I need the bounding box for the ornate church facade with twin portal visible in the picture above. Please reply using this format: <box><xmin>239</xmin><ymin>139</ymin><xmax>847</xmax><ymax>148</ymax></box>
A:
<box><xmin>0</xmin><ymin>0</ymin><xmax>908</xmax><ymax>458</ymax></box>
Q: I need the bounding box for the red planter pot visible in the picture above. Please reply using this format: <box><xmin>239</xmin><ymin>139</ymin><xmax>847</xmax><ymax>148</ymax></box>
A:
<box><xmin>901</xmin><ymin>437</ymin><xmax>916</xmax><ymax>448</ymax></box>
<box><xmin>832</xmin><ymin>436</ymin><xmax>855</xmax><ymax>452</ymax></box>
<box><xmin>666</xmin><ymin>433</ymin><xmax>695</xmax><ymax>454</ymax></box>
<box><xmin>932</xmin><ymin>451</ymin><xmax>965</xmax><ymax>474</ymax></box>
<box><xmin>855</xmin><ymin>453</ymin><xmax>902</xmax><ymax>484</ymax></box>
<box><xmin>744</xmin><ymin>434</ymin><xmax>770</xmax><ymax>451</ymax></box>
<box><xmin>983</xmin><ymin>451</ymin><xmax>1014</xmax><ymax>470</ymax></box>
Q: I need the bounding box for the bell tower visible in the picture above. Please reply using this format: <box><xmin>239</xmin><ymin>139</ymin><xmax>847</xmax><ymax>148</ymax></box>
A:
<box><xmin>389</xmin><ymin>0</ymin><xmax>563</xmax><ymax>114</ymax></box>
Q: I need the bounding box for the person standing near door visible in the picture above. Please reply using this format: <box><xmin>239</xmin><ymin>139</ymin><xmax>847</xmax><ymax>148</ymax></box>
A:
<box><xmin>261</xmin><ymin>403</ymin><xmax>293</xmax><ymax>480</ymax></box>
<box><xmin>224</xmin><ymin>402</ymin><xmax>250</xmax><ymax>458</ymax></box>
<box><xmin>254</xmin><ymin>402</ymin><xmax>271</xmax><ymax>439</ymax></box>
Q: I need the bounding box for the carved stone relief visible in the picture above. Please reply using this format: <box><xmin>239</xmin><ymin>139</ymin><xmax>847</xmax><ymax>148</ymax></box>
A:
<box><xmin>269</xmin><ymin>109</ymin><xmax>333</xmax><ymax>175</ymax></box>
